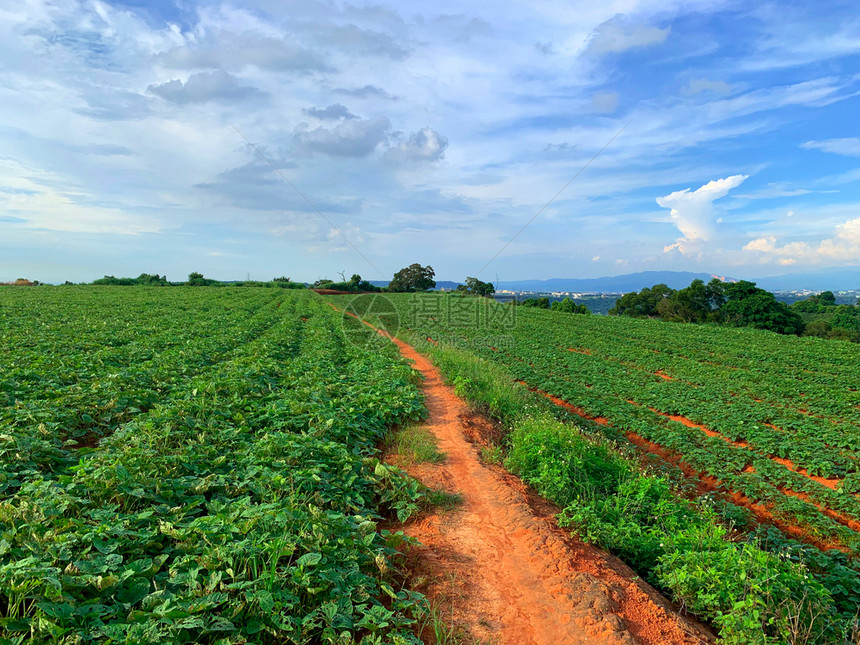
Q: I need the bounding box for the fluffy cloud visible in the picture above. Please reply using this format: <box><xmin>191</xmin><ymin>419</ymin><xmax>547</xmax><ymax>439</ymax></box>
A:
<box><xmin>744</xmin><ymin>217</ymin><xmax>860</xmax><ymax>265</ymax></box>
<box><xmin>148</xmin><ymin>71</ymin><xmax>265</xmax><ymax>104</ymax></box>
<box><xmin>801</xmin><ymin>138</ymin><xmax>860</xmax><ymax>156</ymax></box>
<box><xmin>334</xmin><ymin>85</ymin><xmax>398</xmax><ymax>100</ymax></box>
<box><xmin>585</xmin><ymin>15</ymin><xmax>669</xmax><ymax>56</ymax></box>
<box><xmin>657</xmin><ymin>175</ymin><xmax>748</xmax><ymax>253</ymax></box>
<box><xmin>294</xmin><ymin>117</ymin><xmax>391</xmax><ymax>157</ymax></box>
<box><xmin>304</xmin><ymin>103</ymin><xmax>356</xmax><ymax>120</ymax></box>
<box><xmin>157</xmin><ymin>33</ymin><xmax>330</xmax><ymax>73</ymax></box>
<box><xmin>319</xmin><ymin>25</ymin><xmax>409</xmax><ymax>59</ymax></box>
<box><xmin>385</xmin><ymin>128</ymin><xmax>448</xmax><ymax>163</ymax></box>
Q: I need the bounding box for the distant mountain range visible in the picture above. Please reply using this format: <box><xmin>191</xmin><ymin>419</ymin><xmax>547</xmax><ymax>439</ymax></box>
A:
<box><xmin>497</xmin><ymin>272</ymin><xmax>733</xmax><ymax>293</ymax></box>
<box><xmin>750</xmin><ymin>268</ymin><xmax>860</xmax><ymax>291</ymax></box>
<box><xmin>369</xmin><ymin>269</ymin><xmax>860</xmax><ymax>294</ymax></box>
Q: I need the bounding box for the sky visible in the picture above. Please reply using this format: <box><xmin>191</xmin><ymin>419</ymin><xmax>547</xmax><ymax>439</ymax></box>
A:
<box><xmin>2</xmin><ymin>0</ymin><xmax>860</xmax><ymax>284</ymax></box>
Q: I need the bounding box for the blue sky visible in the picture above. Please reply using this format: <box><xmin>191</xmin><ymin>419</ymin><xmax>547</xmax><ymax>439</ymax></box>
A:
<box><xmin>2</xmin><ymin>0</ymin><xmax>860</xmax><ymax>284</ymax></box>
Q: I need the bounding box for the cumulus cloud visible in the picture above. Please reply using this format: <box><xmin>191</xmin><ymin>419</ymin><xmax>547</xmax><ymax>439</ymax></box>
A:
<box><xmin>385</xmin><ymin>128</ymin><xmax>448</xmax><ymax>163</ymax></box>
<box><xmin>334</xmin><ymin>85</ymin><xmax>398</xmax><ymax>100</ymax></box>
<box><xmin>148</xmin><ymin>71</ymin><xmax>265</xmax><ymax>104</ymax></box>
<box><xmin>304</xmin><ymin>103</ymin><xmax>356</xmax><ymax>120</ymax></box>
<box><xmin>585</xmin><ymin>15</ymin><xmax>669</xmax><ymax>56</ymax></box>
<box><xmin>320</xmin><ymin>25</ymin><xmax>409</xmax><ymax>59</ymax></box>
<box><xmin>743</xmin><ymin>217</ymin><xmax>860</xmax><ymax>264</ymax></box>
<box><xmin>657</xmin><ymin>174</ymin><xmax>748</xmax><ymax>253</ymax></box>
<box><xmin>294</xmin><ymin>117</ymin><xmax>391</xmax><ymax>157</ymax></box>
<box><xmin>157</xmin><ymin>33</ymin><xmax>330</xmax><ymax>73</ymax></box>
<box><xmin>801</xmin><ymin>138</ymin><xmax>860</xmax><ymax>156</ymax></box>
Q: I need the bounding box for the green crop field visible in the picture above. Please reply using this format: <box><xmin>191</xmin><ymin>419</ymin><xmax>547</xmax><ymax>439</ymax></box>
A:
<box><xmin>329</xmin><ymin>291</ymin><xmax>860</xmax><ymax>642</ymax></box>
<box><xmin>6</xmin><ymin>286</ymin><xmax>860</xmax><ymax>644</ymax></box>
<box><xmin>0</xmin><ymin>287</ymin><xmax>427</xmax><ymax>644</ymax></box>
<box><xmin>367</xmin><ymin>293</ymin><xmax>860</xmax><ymax>547</ymax></box>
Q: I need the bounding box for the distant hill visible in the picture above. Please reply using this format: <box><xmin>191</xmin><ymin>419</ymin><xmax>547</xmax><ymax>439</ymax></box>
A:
<box><xmin>498</xmin><ymin>271</ymin><xmax>733</xmax><ymax>293</ymax></box>
<box><xmin>751</xmin><ymin>268</ymin><xmax>860</xmax><ymax>291</ymax></box>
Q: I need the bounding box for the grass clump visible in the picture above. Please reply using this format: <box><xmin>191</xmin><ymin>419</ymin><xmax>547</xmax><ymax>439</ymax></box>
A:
<box><xmin>385</xmin><ymin>423</ymin><xmax>446</xmax><ymax>465</ymax></box>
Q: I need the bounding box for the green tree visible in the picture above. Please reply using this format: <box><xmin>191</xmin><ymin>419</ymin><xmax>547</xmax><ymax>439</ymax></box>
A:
<box><xmin>609</xmin><ymin>284</ymin><xmax>675</xmax><ymax>317</ymax></box>
<box><xmin>137</xmin><ymin>273</ymin><xmax>168</xmax><ymax>286</ymax></box>
<box><xmin>818</xmin><ymin>290</ymin><xmax>837</xmax><ymax>306</ymax></box>
<box><xmin>802</xmin><ymin>320</ymin><xmax>831</xmax><ymax>338</ymax></box>
<box><xmin>388</xmin><ymin>264</ymin><xmax>436</xmax><ymax>292</ymax></box>
<box><xmin>551</xmin><ymin>298</ymin><xmax>590</xmax><ymax>314</ymax></box>
<box><xmin>187</xmin><ymin>272</ymin><xmax>216</xmax><ymax>286</ymax></box>
<box><xmin>721</xmin><ymin>288</ymin><xmax>804</xmax><ymax>335</ymax></box>
<box><xmin>457</xmin><ymin>277</ymin><xmax>495</xmax><ymax>296</ymax></box>
<box><xmin>520</xmin><ymin>297</ymin><xmax>550</xmax><ymax>309</ymax></box>
<box><xmin>831</xmin><ymin>305</ymin><xmax>860</xmax><ymax>331</ymax></box>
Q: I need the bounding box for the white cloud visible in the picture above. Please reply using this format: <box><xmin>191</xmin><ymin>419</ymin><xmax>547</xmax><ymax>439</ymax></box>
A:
<box><xmin>148</xmin><ymin>71</ymin><xmax>265</xmax><ymax>104</ymax></box>
<box><xmin>801</xmin><ymin>138</ymin><xmax>860</xmax><ymax>156</ymax></box>
<box><xmin>304</xmin><ymin>103</ymin><xmax>356</xmax><ymax>120</ymax></box>
<box><xmin>733</xmin><ymin>183</ymin><xmax>813</xmax><ymax>200</ymax></box>
<box><xmin>657</xmin><ymin>175</ymin><xmax>748</xmax><ymax>253</ymax></box>
<box><xmin>157</xmin><ymin>32</ymin><xmax>330</xmax><ymax>73</ymax></box>
<box><xmin>385</xmin><ymin>128</ymin><xmax>448</xmax><ymax>163</ymax></box>
<box><xmin>585</xmin><ymin>15</ymin><xmax>669</xmax><ymax>57</ymax></box>
<box><xmin>743</xmin><ymin>217</ymin><xmax>860</xmax><ymax>264</ymax></box>
<box><xmin>0</xmin><ymin>160</ymin><xmax>162</xmax><ymax>235</ymax></box>
<box><xmin>294</xmin><ymin>117</ymin><xmax>391</xmax><ymax>157</ymax></box>
<box><xmin>334</xmin><ymin>85</ymin><xmax>398</xmax><ymax>100</ymax></box>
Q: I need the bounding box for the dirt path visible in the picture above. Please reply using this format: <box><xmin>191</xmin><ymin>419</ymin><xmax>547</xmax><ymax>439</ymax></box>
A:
<box><xmin>386</xmin><ymin>337</ymin><xmax>714</xmax><ymax>645</ymax></box>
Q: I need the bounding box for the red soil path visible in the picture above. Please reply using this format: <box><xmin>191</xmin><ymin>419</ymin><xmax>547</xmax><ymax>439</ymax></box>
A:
<box><xmin>328</xmin><ymin>303</ymin><xmax>713</xmax><ymax>644</ymax></box>
<box><xmin>390</xmin><ymin>339</ymin><xmax>713</xmax><ymax>645</ymax></box>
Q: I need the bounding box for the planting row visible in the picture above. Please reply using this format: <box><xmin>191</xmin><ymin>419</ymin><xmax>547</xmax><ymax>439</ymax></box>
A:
<box><xmin>1</xmin><ymin>289</ymin><xmax>427</xmax><ymax>643</ymax></box>
<box><xmin>362</xmin><ymin>293</ymin><xmax>860</xmax><ymax>553</ymax></box>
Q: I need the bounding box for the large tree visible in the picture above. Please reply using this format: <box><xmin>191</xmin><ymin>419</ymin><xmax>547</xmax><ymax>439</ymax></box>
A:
<box><xmin>457</xmin><ymin>276</ymin><xmax>495</xmax><ymax>296</ymax></box>
<box><xmin>388</xmin><ymin>264</ymin><xmax>436</xmax><ymax>292</ymax></box>
<box><xmin>609</xmin><ymin>283</ymin><xmax>675</xmax><ymax>317</ymax></box>
<box><xmin>720</xmin><ymin>281</ymin><xmax>804</xmax><ymax>335</ymax></box>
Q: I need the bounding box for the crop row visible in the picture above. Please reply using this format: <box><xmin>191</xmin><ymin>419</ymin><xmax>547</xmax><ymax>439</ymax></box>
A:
<box><xmin>1</xmin><ymin>289</ymin><xmax>426</xmax><ymax>643</ymax></box>
<box><xmin>0</xmin><ymin>288</ymin><xmax>289</xmax><ymax>492</ymax></box>
<box><xmin>366</xmin><ymin>294</ymin><xmax>860</xmax><ymax>554</ymax></box>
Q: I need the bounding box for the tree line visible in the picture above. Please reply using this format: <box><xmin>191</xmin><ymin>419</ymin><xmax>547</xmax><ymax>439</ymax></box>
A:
<box><xmin>79</xmin><ymin>264</ymin><xmax>499</xmax><ymax>296</ymax></box>
<box><xmin>609</xmin><ymin>278</ymin><xmax>859</xmax><ymax>341</ymax></box>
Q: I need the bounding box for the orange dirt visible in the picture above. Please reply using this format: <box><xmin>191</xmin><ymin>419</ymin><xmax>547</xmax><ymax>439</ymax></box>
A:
<box><xmin>517</xmin><ymin>381</ymin><xmax>611</xmax><ymax>426</ymax></box>
<box><xmin>770</xmin><ymin>456</ymin><xmax>842</xmax><ymax>491</ymax></box>
<box><xmin>655</xmin><ymin>371</ymin><xmax>674</xmax><ymax>381</ymax></box>
<box><xmin>568</xmin><ymin>347</ymin><xmax>593</xmax><ymax>355</ymax></box>
<box><xmin>780</xmin><ymin>489</ymin><xmax>860</xmax><ymax>533</ymax></box>
<box><xmin>526</xmin><ymin>386</ymin><xmax>850</xmax><ymax>554</ymax></box>
<box><xmin>389</xmin><ymin>340</ymin><xmax>713</xmax><ymax>645</ymax></box>
<box><xmin>644</xmin><ymin>407</ymin><xmax>847</xmax><ymax>492</ymax></box>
